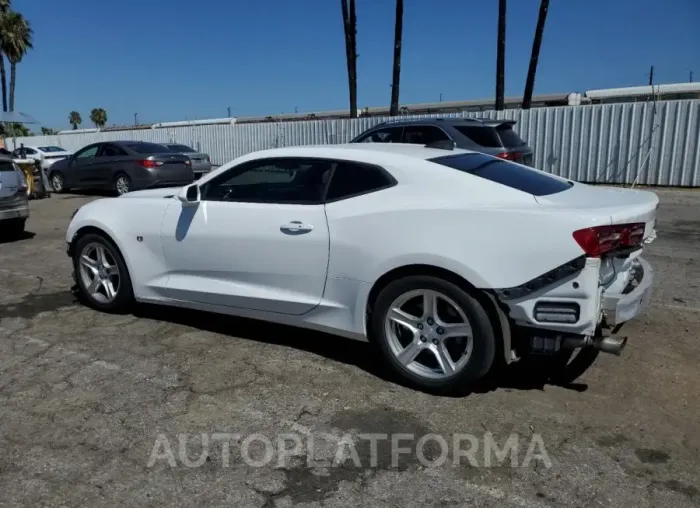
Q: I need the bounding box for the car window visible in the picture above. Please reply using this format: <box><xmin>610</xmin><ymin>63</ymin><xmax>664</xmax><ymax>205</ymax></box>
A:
<box><xmin>202</xmin><ymin>158</ymin><xmax>333</xmax><ymax>204</ymax></box>
<box><xmin>168</xmin><ymin>144</ymin><xmax>195</xmax><ymax>152</ymax></box>
<box><xmin>429</xmin><ymin>153</ymin><xmax>572</xmax><ymax>196</ymax></box>
<box><xmin>401</xmin><ymin>125</ymin><xmax>449</xmax><ymax>145</ymax></box>
<box><xmin>326</xmin><ymin>161</ymin><xmax>395</xmax><ymax>201</ymax></box>
<box><xmin>0</xmin><ymin>160</ymin><xmax>16</xmax><ymax>171</ymax></box>
<box><xmin>15</xmin><ymin>147</ymin><xmax>36</xmax><ymax>155</ymax></box>
<box><xmin>495</xmin><ymin>124</ymin><xmax>527</xmax><ymax>147</ymax></box>
<box><xmin>452</xmin><ymin>126</ymin><xmax>502</xmax><ymax>147</ymax></box>
<box><xmin>38</xmin><ymin>146</ymin><xmax>65</xmax><ymax>152</ymax></box>
<box><xmin>75</xmin><ymin>145</ymin><xmax>99</xmax><ymax>159</ymax></box>
<box><xmin>125</xmin><ymin>142</ymin><xmax>170</xmax><ymax>154</ymax></box>
<box><xmin>356</xmin><ymin>127</ymin><xmax>403</xmax><ymax>143</ymax></box>
<box><xmin>99</xmin><ymin>144</ymin><xmax>127</xmax><ymax>157</ymax></box>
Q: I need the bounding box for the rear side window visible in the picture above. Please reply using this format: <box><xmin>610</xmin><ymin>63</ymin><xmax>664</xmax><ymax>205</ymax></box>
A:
<box><xmin>452</xmin><ymin>126</ymin><xmax>502</xmax><ymax>147</ymax></box>
<box><xmin>326</xmin><ymin>161</ymin><xmax>395</xmax><ymax>201</ymax></box>
<box><xmin>356</xmin><ymin>127</ymin><xmax>403</xmax><ymax>143</ymax></box>
<box><xmin>0</xmin><ymin>160</ymin><xmax>16</xmax><ymax>172</ymax></box>
<box><xmin>126</xmin><ymin>142</ymin><xmax>170</xmax><ymax>154</ymax></box>
<box><xmin>496</xmin><ymin>125</ymin><xmax>526</xmax><ymax>147</ymax></box>
<box><xmin>429</xmin><ymin>153</ymin><xmax>571</xmax><ymax>196</ymax></box>
<box><xmin>401</xmin><ymin>125</ymin><xmax>449</xmax><ymax>145</ymax></box>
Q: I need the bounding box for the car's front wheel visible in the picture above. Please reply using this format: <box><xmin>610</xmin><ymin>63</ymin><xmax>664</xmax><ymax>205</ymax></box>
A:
<box><xmin>73</xmin><ymin>233</ymin><xmax>133</xmax><ymax>313</ymax></box>
<box><xmin>370</xmin><ymin>275</ymin><xmax>496</xmax><ymax>395</ymax></box>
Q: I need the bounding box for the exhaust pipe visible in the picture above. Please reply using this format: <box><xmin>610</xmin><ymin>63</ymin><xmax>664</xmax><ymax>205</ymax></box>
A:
<box><xmin>594</xmin><ymin>336</ymin><xmax>628</xmax><ymax>356</ymax></box>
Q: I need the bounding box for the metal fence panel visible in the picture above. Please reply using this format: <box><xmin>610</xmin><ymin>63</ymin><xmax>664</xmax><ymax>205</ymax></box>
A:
<box><xmin>7</xmin><ymin>99</ymin><xmax>700</xmax><ymax>186</ymax></box>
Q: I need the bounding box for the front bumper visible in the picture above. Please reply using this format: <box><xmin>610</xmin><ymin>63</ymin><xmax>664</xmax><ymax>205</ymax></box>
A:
<box><xmin>601</xmin><ymin>258</ymin><xmax>654</xmax><ymax>327</ymax></box>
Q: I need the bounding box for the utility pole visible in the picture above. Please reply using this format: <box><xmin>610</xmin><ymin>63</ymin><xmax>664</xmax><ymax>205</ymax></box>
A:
<box><xmin>227</xmin><ymin>106</ymin><xmax>231</xmax><ymax>117</ymax></box>
<box><xmin>690</xmin><ymin>71</ymin><xmax>694</xmax><ymax>83</ymax></box>
<box><xmin>439</xmin><ymin>93</ymin><xmax>443</xmax><ymax>102</ymax></box>
<box><xmin>134</xmin><ymin>113</ymin><xmax>138</xmax><ymax>126</ymax></box>
<box><xmin>648</xmin><ymin>65</ymin><xmax>654</xmax><ymax>86</ymax></box>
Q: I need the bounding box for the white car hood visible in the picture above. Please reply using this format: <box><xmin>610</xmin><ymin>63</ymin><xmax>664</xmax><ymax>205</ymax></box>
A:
<box><xmin>119</xmin><ymin>187</ymin><xmax>182</xmax><ymax>199</ymax></box>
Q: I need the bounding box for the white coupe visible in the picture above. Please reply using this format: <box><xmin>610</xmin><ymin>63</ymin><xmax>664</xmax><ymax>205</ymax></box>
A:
<box><xmin>66</xmin><ymin>143</ymin><xmax>658</xmax><ymax>394</ymax></box>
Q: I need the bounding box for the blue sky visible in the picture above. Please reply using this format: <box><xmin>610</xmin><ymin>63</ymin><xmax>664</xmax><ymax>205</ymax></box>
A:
<box><xmin>12</xmin><ymin>0</ymin><xmax>700</xmax><ymax>130</ymax></box>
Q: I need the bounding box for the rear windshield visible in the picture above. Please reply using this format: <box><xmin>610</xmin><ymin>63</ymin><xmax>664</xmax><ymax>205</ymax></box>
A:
<box><xmin>0</xmin><ymin>160</ymin><xmax>15</xmax><ymax>172</ymax></box>
<box><xmin>495</xmin><ymin>125</ymin><xmax>527</xmax><ymax>147</ymax></box>
<box><xmin>452</xmin><ymin>126</ymin><xmax>502</xmax><ymax>147</ymax></box>
<box><xmin>126</xmin><ymin>142</ymin><xmax>170</xmax><ymax>154</ymax></box>
<box><xmin>167</xmin><ymin>144</ymin><xmax>195</xmax><ymax>152</ymax></box>
<box><xmin>429</xmin><ymin>153</ymin><xmax>571</xmax><ymax>196</ymax></box>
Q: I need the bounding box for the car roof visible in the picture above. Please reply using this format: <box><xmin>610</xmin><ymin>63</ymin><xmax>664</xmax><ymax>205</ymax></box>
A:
<box><xmin>240</xmin><ymin>143</ymin><xmax>474</xmax><ymax>165</ymax></box>
<box><xmin>372</xmin><ymin>117</ymin><xmax>516</xmax><ymax>128</ymax></box>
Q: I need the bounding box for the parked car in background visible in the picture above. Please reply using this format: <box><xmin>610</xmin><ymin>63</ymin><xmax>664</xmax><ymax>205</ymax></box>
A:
<box><xmin>0</xmin><ymin>155</ymin><xmax>29</xmax><ymax>237</ymax></box>
<box><xmin>351</xmin><ymin>118</ymin><xmax>534</xmax><ymax>165</ymax></box>
<box><xmin>162</xmin><ymin>143</ymin><xmax>212</xmax><ymax>179</ymax></box>
<box><xmin>48</xmin><ymin>141</ymin><xmax>194</xmax><ymax>196</ymax></box>
<box><xmin>66</xmin><ymin>142</ymin><xmax>657</xmax><ymax>394</ymax></box>
<box><xmin>12</xmin><ymin>145</ymin><xmax>72</xmax><ymax>171</ymax></box>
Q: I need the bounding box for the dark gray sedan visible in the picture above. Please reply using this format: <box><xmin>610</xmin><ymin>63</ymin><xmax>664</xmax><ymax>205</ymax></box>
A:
<box><xmin>48</xmin><ymin>141</ymin><xmax>194</xmax><ymax>195</ymax></box>
<box><xmin>162</xmin><ymin>143</ymin><xmax>213</xmax><ymax>179</ymax></box>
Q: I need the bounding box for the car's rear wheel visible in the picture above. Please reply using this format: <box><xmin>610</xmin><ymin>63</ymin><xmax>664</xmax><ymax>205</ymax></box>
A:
<box><xmin>73</xmin><ymin>233</ymin><xmax>133</xmax><ymax>313</ymax></box>
<box><xmin>51</xmin><ymin>172</ymin><xmax>67</xmax><ymax>193</ymax></box>
<box><xmin>114</xmin><ymin>174</ymin><xmax>132</xmax><ymax>195</ymax></box>
<box><xmin>370</xmin><ymin>275</ymin><xmax>496</xmax><ymax>394</ymax></box>
<box><xmin>1</xmin><ymin>218</ymin><xmax>26</xmax><ymax>239</ymax></box>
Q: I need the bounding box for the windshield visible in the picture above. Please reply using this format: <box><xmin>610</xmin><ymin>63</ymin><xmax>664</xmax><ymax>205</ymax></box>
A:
<box><xmin>38</xmin><ymin>146</ymin><xmax>66</xmax><ymax>152</ymax></box>
<box><xmin>126</xmin><ymin>142</ymin><xmax>171</xmax><ymax>154</ymax></box>
<box><xmin>429</xmin><ymin>153</ymin><xmax>571</xmax><ymax>196</ymax></box>
<box><xmin>167</xmin><ymin>144</ymin><xmax>195</xmax><ymax>152</ymax></box>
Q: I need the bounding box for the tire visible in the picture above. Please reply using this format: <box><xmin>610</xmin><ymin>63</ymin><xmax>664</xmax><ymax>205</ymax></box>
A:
<box><xmin>73</xmin><ymin>233</ymin><xmax>134</xmax><ymax>313</ymax></box>
<box><xmin>50</xmin><ymin>172</ymin><xmax>67</xmax><ymax>193</ymax></box>
<box><xmin>2</xmin><ymin>218</ymin><xmax>26</xmax><ymax>238</ymax></box>
<box><xmin>370</xmin><ymin>275</ymin><xmax>496</xmax><ymax>395</ymax></box>
<box><xmin>114</xmin><ymin>174</ymin><xmax>132</xmax><ymax>196</ymax></box>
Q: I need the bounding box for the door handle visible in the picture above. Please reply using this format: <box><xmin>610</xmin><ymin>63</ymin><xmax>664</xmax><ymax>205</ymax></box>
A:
<box><xmin>280</xmin><ymin>220</ymin><xmax>314</xmax><ymax>234</ymax></box>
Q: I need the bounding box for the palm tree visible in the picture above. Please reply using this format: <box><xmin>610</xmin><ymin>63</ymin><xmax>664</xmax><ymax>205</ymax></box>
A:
<box><xmin>340</xmin><ymin>0</ymin><xmax>358</xmax><ymax>118</ymax></box>
<box><xmin>90</xmin><ymin>107</ymin><xmax>107</xmax><ymax>129</ymax></box>
<box><xmin>495</xmin><ymin>0</ymin><xmax>506</xmax><ymax>111</ymax></box>
<box><xmin>69</xmin><ymin>111</ymin><xmax>82</xmax><ymax>130</ymax></box>
<box><xmin>389</xmin><ymin>0</ymin><xmax>404</xmax><ymax>116</ymax></box>
<box><xmin>1</xmin><ymin>10</ymin><xmax>32</xmax><ymax>112</ymax></box>
<box><xmin>522</xmin><ymin>0</ymin><xmax>550</xmax><ymax>110</ymax></box>
<box><xmin>0</xmin><ymin>0</ymin><xmax>11</xmax><ymax>112</ymax></box>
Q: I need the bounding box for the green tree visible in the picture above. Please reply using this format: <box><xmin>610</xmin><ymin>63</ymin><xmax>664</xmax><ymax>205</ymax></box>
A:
<box><xmin>90</xmin><ymin>107</ymin><xmax>107</xmax><ymax>128</ymax></box>
<box><xmin>1</xmin><ymin>10</ymin><xmax>32</xmax><ymax>112</ymax></box>
<box><xmin>0</xmin><ymin>0</ymin><xmax>11</xmax><ymax>112</ymax></box>
<box><xmin>69</xmin><ymin>110</ymin><xmax>82</xmax><ymax>129</ymax></box>
<box><xmin>522</xmin><ymin>0</ymin><xmax>550</xmax><ymax>110</ymax></box>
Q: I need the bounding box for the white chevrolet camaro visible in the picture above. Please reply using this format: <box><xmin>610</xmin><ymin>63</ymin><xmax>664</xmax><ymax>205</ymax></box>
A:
<box><xmin>66</xmin><ymin>143</ymin><xmax>658</xmax><ymax>394</ymax></box>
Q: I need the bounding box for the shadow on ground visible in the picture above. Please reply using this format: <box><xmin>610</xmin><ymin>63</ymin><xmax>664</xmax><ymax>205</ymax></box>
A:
<box><xmin>0</xmin><ymin>230</ymin><xmax>36</xmax><ymax>244</ymax></box>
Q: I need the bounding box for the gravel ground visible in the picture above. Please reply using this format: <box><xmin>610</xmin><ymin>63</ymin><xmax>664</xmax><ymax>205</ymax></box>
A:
<box><xmin>1</xmin><ymin>189</ymin><xmax>699</xmax><ymax>508</ymax></box>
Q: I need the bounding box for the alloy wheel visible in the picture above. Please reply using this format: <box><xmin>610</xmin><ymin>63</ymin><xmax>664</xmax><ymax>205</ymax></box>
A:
<box><xmin>115</xmin><ymin>176</ymin><xmax>130</xmax><ymax>195</ymax></box>
<box><xmin>78</xmin><ymin>242</ymin><xmax>121</xmax><ymax>304</ymax></box>
<box><xmin>384</xmin><ymin>289</ymin><xmax>473</xmax><ymax>380</ymax></box>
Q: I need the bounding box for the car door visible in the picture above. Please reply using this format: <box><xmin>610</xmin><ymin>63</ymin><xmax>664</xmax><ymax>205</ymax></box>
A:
<box><xmin>159</xmin><ymin>157</ymin><xmax>332</xmax><ymax>315</ymax></box>
<box><xmin>94</xmin><ymin>143</ymin><xmax>128</xmax><ymax>188</ymax></box>
<box><xmin>73</xmin><ymin>144</ymin><xmax>102</xmax><ymax>188</ymax></box>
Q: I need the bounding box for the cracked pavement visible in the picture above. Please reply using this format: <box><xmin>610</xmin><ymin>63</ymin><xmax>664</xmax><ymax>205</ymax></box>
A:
<box><xmin>1</xmin><ymin>189</ymin><xmax>699</xmax><ymax>507</ymax></box>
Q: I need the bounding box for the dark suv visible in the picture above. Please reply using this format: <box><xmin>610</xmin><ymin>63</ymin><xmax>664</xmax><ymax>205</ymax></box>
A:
<box><xmin>350</xmin><ymin>117</ymin><xmax>533</xmax><ymax>165</ymax></box>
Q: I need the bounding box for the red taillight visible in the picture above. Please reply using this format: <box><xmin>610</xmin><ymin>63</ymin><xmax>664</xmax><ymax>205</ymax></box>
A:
<box><xmin>138</xmin><ymin>159</ymin><xmax>163</xmax><ymax>169</ymax></box>
<box><xmin>572</xmin><ymin>223</ymin><xmax>646</xmax><ymax>257</ymax></box>
<box><xmin>496</xmin><ymin>151</ymin><xmax>521</xmax><ymax>162</ymax></box>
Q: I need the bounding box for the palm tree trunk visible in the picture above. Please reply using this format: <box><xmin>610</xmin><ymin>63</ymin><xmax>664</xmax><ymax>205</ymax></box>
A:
<box><xmin>9</xmin><ymin>61</ymin><xmax>15</xmax><ymax>112</ymax></box>
<box><xmin>341</xmin><ymin>0</ymin><xmax>358</xmax><ymax>118</ymax></box>
<box><xmin>522</xmin><ymin>0</ymin><xmax>549</xmax><ymax>110</ymax></box>
<box><xmin>0</xmin><ymin>56</ymin><xmax>7</xmax><ymax>112</ymax></box>
<box><xmin>389</xmin><ymin>0</ymin><xmax>404</xmax><ymax>116</ymax></box>
<box><xmin>495</xmin><ymin>0</ymin><xmax>506</xmax><ymax>111</ymax></box>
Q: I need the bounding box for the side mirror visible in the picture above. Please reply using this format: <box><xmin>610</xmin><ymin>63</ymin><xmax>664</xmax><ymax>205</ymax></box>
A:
<box><xmin>178</xmin><ymin>184</ymin><xmax>200</xmax><ymax>207</ymax></box>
